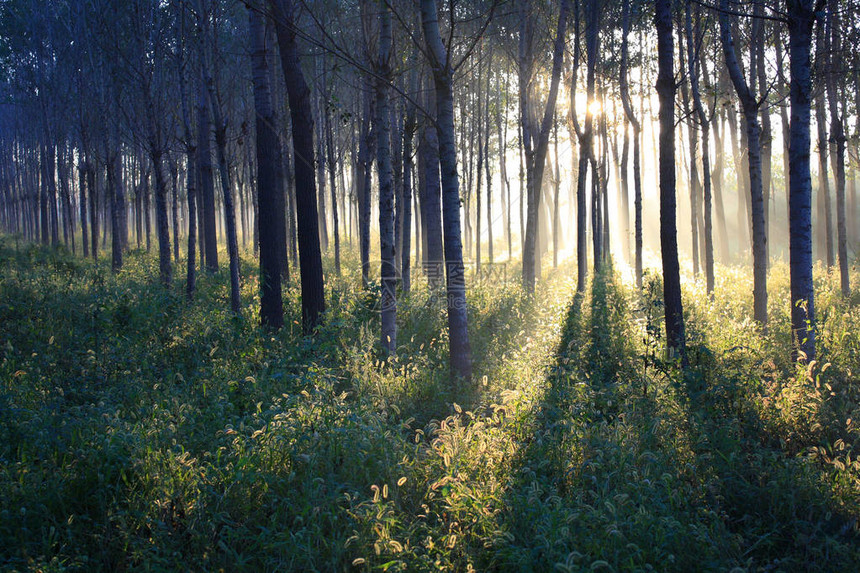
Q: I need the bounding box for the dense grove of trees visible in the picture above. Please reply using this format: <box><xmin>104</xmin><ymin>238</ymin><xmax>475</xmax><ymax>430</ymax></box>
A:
<box><xmin>1</xmin><ymin>0</ymin><xmax>859</xmax><ymax>371</ymax></box>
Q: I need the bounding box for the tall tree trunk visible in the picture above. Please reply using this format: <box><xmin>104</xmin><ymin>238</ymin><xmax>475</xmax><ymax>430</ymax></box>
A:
<box><xmin>787</xmin><ymin>0</ymin><xmax>817</xmax><ymax>361</ymax></box>
<box><xmin>685</xmin><ymin>1</ymin><xmax>714</xmax><ymax>294</ymax></box>
<box><xmin>358</xmin><ymin>84</ymin><xmax>373</xmax><ymax>287</ymax></box>
<box><xmin>270</xmin><ymin>0</ymin><xmax>326</xmax><ymax>332</ymax></box>
<box><xmin>45</xmin><ymin>144</ymin><xmax>59</xmax><ymax>245</ymax></box>
<box><xmin>315</xmin><ymin>94</ymin><xmax>329</xmax><ymax>253</ymax></box>
<box><xmin>185</xmin><ymin>147</ymin><xmax>198</xmax><ymax>300</ymax></box>
<box><xmin>149</xmin><ymin>147</ymin><xmax>173</xmax><ymax>286</ymax></box>
<box><xmin>418</xmin><ymin>78</ymin><xmax>444</xmax><ymax>284</ymax></box>
<box><xmin>720</xmin><ymin>0</ymin><xmax>768</xmax><ymax>328</ymax></box>
<box><xmin>197</xmin><ymin>80</ymin><xmax>218</xmax><ymax>272</ymax></box>
<box><xmin>498</xmin><ymin>72</ymin><xmax>512</xmax><ymax>259</ymax></box>
<box><xmin>57</xmin><ymin>148</ymin><xmax>74</xmax><ymax>252</ymax></box>
<box><xmin>475</xmin><ymin>48</ymin><xmax>483</xmax><ymax>273</ymax></box>
<box><xmin>755</xmin><ymin>6</ymin><xmax>772</xmax><ymax>264</ymax></box>
<box><xmin>78</xmin><ymin>161</ymin><xmax>89</xmax><ymax>257</ymax></box>
<box><xmin>553</xmin><ymin>122</ymin><xmax>561</xmax><ymax>268</ymax></box>
<box><xmin>143</xmin><ymin>162</ymin><xmax>151</xmax><ymax>252</ymax></box>
<box><xmin>711</xmin><ymin>112</ymin><xmax>730</xmax><ymax>262</ymax></box>
<box><xmin>485</xmin><ymin>56</ymin><xmax>494</xmax><ymax>267</ymax></box>
<box><xmin>170</xmin><ymin>156</ymin><xmax>180</xmax><ymax>262</ymax></box>
<box><xmin>825</xmin><ymin>5</ymin><xmax>849</xmax><ymax>297</ymax></box>
<box><xmin>678</xmin><ymin>24</ymin><xmax>699</xmax><ymax>277</ymax></box>
<box><xmin>571</xmin><ymin>0</ymin><xmax>591</xmax><ymax>293</ymax></box>
<box><xmin>520</xmin><ymin>0</ymin><xmax>569</xmax><ymax>293</ymax></box>
<box><xmin>196</xmin><ymin>2</ymin><xmax>241</xmax><ymax>314</ymax></box>
<box><xmin>87</xmin><ymin>161</ymin><xmax>97</xmax><ymax>260</ymax></box>
<box><xmin>323</xmin><ymin>65</ymin><xmax>341</xmax><ymax>276</ymax></box>
<box><xmin>39</xmin><ymin>145</ymin><xmax>49</xmax><ymax>245</ymax></box>
<box><xmin>107</xmin><ymin>151</ymin><xmax>123</xmax><ymax>272</ymax></box>
<box><xmin>249</xmin><ymin>5</ymin><xmax>284</xmax><ymax>328</ymax></box>
<box><xmin>815</xmin><ymin>20</ymin><xmax>833</xmax><ymax>267</ymax></box>
<box><xmin>776</xmin><ymin>34</ymin><xmax>792</xmax><ymax>235</ymax></box>
<box><xmin>656</xmin><ymin>0</ymin><xmax>686</xmax><ymax>362</ymax></box>
<box><xmin>375</xmin><ymin>3</ymin><xmax>397</xmax><ymax>354</ymax></box>
<box><xmin>419</xmin><ymin>0</ymin><xmax>473</xmax><ymax>381</ymax></box>
<box><xmin>401</xmin><ymin>65</ymin><xmax>418</xmax><ymax>294</ymax></box>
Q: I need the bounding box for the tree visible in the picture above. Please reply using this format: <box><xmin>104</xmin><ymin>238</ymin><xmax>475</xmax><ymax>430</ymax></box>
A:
<box><xmin>656</xmin><ymin>0</ymin><xmax>686</xmax><ymax>362</ymax></box>
<box><xmin>620</xmin><ymin>0</ymin><xmax>643</xmax><ymax>288</ymax></box>
<box><xmin>825</xmin><ymin>4</ymin><xmax>850</xmax><ymax>297</ymax></box>
<box><xmin>520</xmin><ymin>0</ymin><xmax>569</xmax><ymax>293</ymax></box>
<box><xmin>719</xmin><ymin>0</ymin><xmax>768</xmax><ymax>328</ymax></box>
<box><xmin>198</xmin><ymin>0</ymin><xmax>241</xmax><ymax>315</ymax></box>
<box><xmin>249</xmin><ymin>5</ymin><xmax>285</xmax><ymax>328</ymax></box>
<box><xmin>419</xmin><ymin>0</ymin><xmax>475</xmax><ymax>381</ymax></box>
<box><xmin>787</xmin><ymin>0</ymin><xmax>819</xmax><ymax>360</ymax></box>
<box><xmin>401</xmin><ymin>62</ymin><xmax>419</xmax><ymax>294</ymax></box>
<box><xmin>684</xmin><ymin>0</ymin><xmax>714</xmax><ymax>294</ymax></box>
<box><xmin>269</xmin><ymin>0</ymin><xmax>326</xmax><ymax>332</ymax></box>
<box><xmin>375</xmin><ymin>2</ymin><xmax>397</xmax><ymax>354</ymax></box>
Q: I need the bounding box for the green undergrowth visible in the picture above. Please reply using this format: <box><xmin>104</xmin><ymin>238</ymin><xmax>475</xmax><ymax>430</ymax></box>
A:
<box><xmin>1</xmin><ymin>238</ymin><xmax>859</xmax><ymax>572</ymax></box>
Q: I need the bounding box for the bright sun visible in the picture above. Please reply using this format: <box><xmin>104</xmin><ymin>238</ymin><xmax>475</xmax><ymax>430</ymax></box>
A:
<box><xmin>587</xmin><ymin>100</ymin><xmax>602</xmax><ymax>116</ymax></box>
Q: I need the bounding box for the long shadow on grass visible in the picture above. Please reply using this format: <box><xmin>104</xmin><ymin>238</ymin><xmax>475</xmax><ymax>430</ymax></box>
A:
<box><xmin>486</xmin><ymin>271</ymin><xmax>860</xmax><ymax>572</ymax></box>
<box><xmin>674</xmin><ymin>344</ymin><xmax>860</xmax><ymax>571</ymax></box>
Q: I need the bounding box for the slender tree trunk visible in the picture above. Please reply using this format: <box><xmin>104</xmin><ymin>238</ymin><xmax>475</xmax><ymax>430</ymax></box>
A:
<box><xmin>755</xmin><ymin>7</ymin><xmax>772</xmax><ymax>263</ymax></box>
<box><xmin>45</xmin><ymin>144</ymin><xmax>59</xmax><ymax>245</ymax></box>
<box><xmin>520</xmin><ymin>0</ymin><xmax>569</xmax><ymax>292</ymax></box>
<box><xmin>375</xmin><ymin>3</ymin><xmax>397</xmax><ymax>354</ymax></box>
<box><xmin>484</xmin><ymin>57</ymin><xmax>494</xmax><ymax>268</ymax></box>
<box><xmin>419</xmin><ymin>79</ymin><xmax>444</xmax><ymax>283</ymax></box>
<box><xmin>39</xmin><ymin>145</ymin><xmax>49</xmax><ymax>245</ymax></box>
<box><xmin>815</xmin><ymin>20</ymin><xmax>833</xmax><ymax>267</ymax></box>
<box><xmin>78</xmin><ymin>162</ymin><xmax>89</xmax><ymax>257</ymax></box>
<box><xmin>498</xmin><ymin>73</ymin><xmax>512</xmax><ymax>259</ymax></box>
<box><xmin>420</xmin><ymin>0</ymin><xmax>473</xmax><ymax>381</ymax></box>
<box><xmin>787</xmin><ymin>0</ymin><xmax>816</xmax><ymax>361</ymax></box>
<box><xmin>87</xmin><ymin>162</ymin><xmax>97</xmax><ymax>259</ymax></box>
<box><xmin>143</xmin><ymin>162</ymin><xmax>151</xmax><ymax>252</ymax></box>
<box><xmin>401</xmin><ymin>65</ymin><xmax>418</xmax><ymax>294</ymax></box>
<box><xmin>323</xmin><ymin>66</ymin><xmax>341</xmax><ymax>276</ymax></box>
<box><xmin>185</xmin><ymin>147</ymin><xmax>198</xmax><ymax>299</ymax></box>
<box><xmin>57</xmin><ymin>148</ymin><xmax>74</xmax><ymax>252</ymax></box>
<box><xmin>571</xmin><ymin>0</ymin><xmax>591</xmax><ymax>292</ymax></box>
<box><xmin>197</xmin><ymin>80</ymin><xmax>218</xmax><ymax>272</ymax></box>
<box><xmin>825</xmin><ymin>6</ymin><xmax>850</xmax><ymax>296</ymax></box>
<box><xmin>475</xmin><ymin>48</ymin><xmax>483</xmax><ymax>272</ymax></box>
<box><xmin>553</xmin><ymin>122</ymin><xmax>561</xmax><ymax>268</ymax></box>
<box><xmin>249</xmin><ymin>5</ymin><xmax>284</xmax><ymax>328</ymax></box>
<box><xmin>776</xmin><ymin>34</ymin><xmax>792</xmax><ymax>235</ymax></box>
<box><xmin>170</xmin><ymin>156</ymin><xmax>180</xmax><ymax>262</ymax></box>
<box><xmin>685</xmin><ymin>1</ymin><xmax>714</xmax><ymax>293</ymax></box>
<box><xmin>149</xmin><ymin>147</ymin><xmax>173</xmax><ymax>286</ymax></box>
<box><xmin>678</xmin><ymin>24</ymin><xmax>700</xmax><ymax>277</ymax></box>
<box><xmin>107</xmin><ymin>151</ymin><xmax>123</xmax><ymax>272</ymax></box>
<box><xmin>315</xmin><ymin>95</ymin><xmax>328</xmax><ymax>253</ymax></box>
<box><xmin>656</xmin><ymin>0</ymin><xmax>686</xmax><ymax>362</ymax></box>
<box><xmin>620</xmin><ymin>2</ymin><xmax>642</xmax><ymax>287</ymax></box>
<box><xmin>270</xmin><ymin>0</ymin><xmax>326</xmax><ymax>332</ymax></box>
<box><xmin>720</xmin><ymin>0</ymin><xmax>768</xmax><ymax>328</ymax></box>
<box><xmin>711</xmin><ymin>113</ymin><xmax>730</xmax><ymax>261</ymax></box>
<box><xmin>358</xmin><ymin>84</ymin><xmax>373</xmax><ymax>287</ymax></box>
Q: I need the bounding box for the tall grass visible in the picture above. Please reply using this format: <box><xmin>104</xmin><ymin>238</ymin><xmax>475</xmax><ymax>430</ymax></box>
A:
<box><xmin>0</xmin><ymin>239</ymin><xmax>858</xmax><ymax>571</ymax></box>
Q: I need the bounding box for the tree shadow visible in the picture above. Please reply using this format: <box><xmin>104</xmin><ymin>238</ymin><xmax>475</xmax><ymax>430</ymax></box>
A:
<box><xmin>486</xmin><ymin>270</ymin><xmax>860</xmax><ymax>572</ymax></box>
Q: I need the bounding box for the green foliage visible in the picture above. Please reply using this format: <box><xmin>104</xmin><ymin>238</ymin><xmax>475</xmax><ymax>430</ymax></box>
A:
<box><xmin>1</xmin><ymin>240</ymin><xmax>859</xmax><ymax>571</ymax></box>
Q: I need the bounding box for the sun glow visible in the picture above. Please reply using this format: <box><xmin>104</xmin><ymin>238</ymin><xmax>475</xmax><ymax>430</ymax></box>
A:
<box><xmin>587</xmin><ymin>100</ymin><xmax>602</xmax><ymax>116</ymax></box>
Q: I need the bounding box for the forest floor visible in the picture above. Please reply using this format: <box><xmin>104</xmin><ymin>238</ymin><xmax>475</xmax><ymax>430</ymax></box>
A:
<box><xmin>1</xmin><ymin>238</ymin><xmax>860</xmax><ymax>572</ymax></box>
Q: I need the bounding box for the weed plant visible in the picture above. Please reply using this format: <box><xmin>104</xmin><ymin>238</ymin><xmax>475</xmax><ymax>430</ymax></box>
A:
<box><xmin>0</xmin><ymin>239</ymin><xmax>858</xmax><ymax>571</ymax></box>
